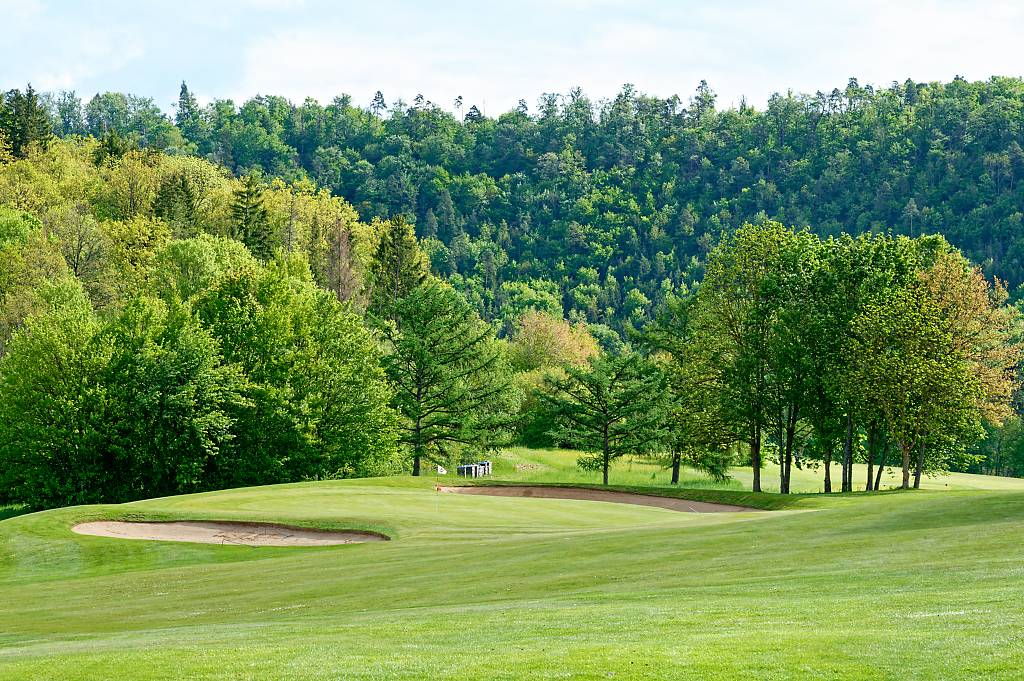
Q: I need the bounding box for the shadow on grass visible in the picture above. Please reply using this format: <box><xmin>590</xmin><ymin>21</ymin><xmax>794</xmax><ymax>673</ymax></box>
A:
<box><xmin>452</xmin><ymin>479</ymin><xmax>809</xmax><ymax>511</ymax></box>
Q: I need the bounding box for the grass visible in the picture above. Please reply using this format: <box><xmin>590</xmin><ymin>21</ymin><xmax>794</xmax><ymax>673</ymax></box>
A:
<box><xmin>3</xmin><ymin>450</ymin><xmax>1024</xmax><ymax>679</ymax></box>
<box><xmin>494</xmin><ymin>446</ymin><xmax>1024</xmax><ymax>493</ymax></box>
<box><xmin>0</xmin><ymin>505</ymin><xmax>26</xmax><ymax>522</ymax></box>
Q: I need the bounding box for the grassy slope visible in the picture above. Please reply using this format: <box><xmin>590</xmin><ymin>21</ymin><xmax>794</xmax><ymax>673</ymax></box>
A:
<box><xmin>2</xmin><ymin>452</ymin><xmax>1024</xmax><ymax>679</ymax></box>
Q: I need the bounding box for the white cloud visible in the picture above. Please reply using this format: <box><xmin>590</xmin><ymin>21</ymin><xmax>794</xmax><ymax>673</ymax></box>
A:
<box><xmin>230</xmin><ymin>1</ymin><xmax>1024</xmax><ymax>115</ymax></box>
<box><xmin>32</xmin><ymin>27</ymin><xmax>145</xmax><ymax>90</ymax></box>
<box><xmin>6</xmin><ymin>0</ymin><xmax>1024</xmax><ymax>113</ymax></box>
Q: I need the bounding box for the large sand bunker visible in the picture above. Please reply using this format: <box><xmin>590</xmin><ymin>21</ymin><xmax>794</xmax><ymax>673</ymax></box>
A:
<box><xmin>72</xmin><ymin>520</ymin><xmax>388</xmax><ymax>546</ymax></box>
<box><xmin>438</xmin><ymin>485</ymin><xmax>757</xmax><ymax>513</ymax></box>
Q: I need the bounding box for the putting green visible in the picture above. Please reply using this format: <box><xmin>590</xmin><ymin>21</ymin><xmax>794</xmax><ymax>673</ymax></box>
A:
<box><xmin>3</xmin><ymin>474</ymin><xmax>1024</xmax><ymax>679</ymax></box>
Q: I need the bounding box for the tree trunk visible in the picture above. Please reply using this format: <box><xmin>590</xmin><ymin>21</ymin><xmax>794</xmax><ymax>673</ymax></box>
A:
<box><xmin>913</xmin><ymin>438</ymin><xmax>926</xmax><ymax>489</ymax></box>
<box><xmin>874</xmin><ymin>442</ymin><xmax>887</xmax><ymax>490</ymax></box>
<box><xmin>603</xmin><ymin>425</ymin><xmax>610</xmax><ymax>486</ymax></box>
<box><xmin>823</xmin><ymin>443</ymin><xmax>833</xmax><ymax>494</ymax></box>
<box><xmin>751</xmin><ymin>424</ymin><xmax>762</xmax><ymax>493</ymax></box>
<box><xmin>901</xmin><ymin>442</ymin><xmax>911</xmax><ymax>489</ymax></box>
<box><xmin>413</xmin><ymin>453</ymin><xmax>421</xmax><ymax>477</ymax></box>
<box><xmin>865</xmin><ymin>423</ymin><xmax>876</xmax><ymax>491</ymax></box>
<box><xmin>782</xmin><ymin>407</ymin><xmax>797</xmax><ymax>495</ymax></box>
<box><xmin>671</xmin><ymin>450</ymin><xmax>681</xmax><ymax>485</ymax></box>
<box><xmin>778</xmin><ymin>416</ymin><xmax>787</xmax><ymax>494</ymax></box>
<box><xmin>842</xmin><ymin>412</ymin><xmax>854</xmax><ymax>492</ymax></box>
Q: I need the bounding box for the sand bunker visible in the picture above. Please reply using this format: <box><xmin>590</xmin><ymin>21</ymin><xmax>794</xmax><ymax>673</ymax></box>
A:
<box><xmin>438</xmin><ymin>485</ymin><xmax>757</xmax><ymax>513</ymax></box>
<box><xmin>72</xmin><ymin>520</ymin><xmax>388</xmax><ymax>546</ymax></box>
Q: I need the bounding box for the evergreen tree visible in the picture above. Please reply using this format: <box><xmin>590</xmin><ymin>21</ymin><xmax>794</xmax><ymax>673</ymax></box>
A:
<box><xmin>175</xmin><ymin>81</ymin><xmax>205</xmax><ymax>149</ymax></box>
<box><xmin>367</xmin><ymin>216</ymin><xmax>428</xmax><ymax>317</ymax></box>
<box><xmin>0</xmin><ymin>85</ymin><xmax>53</xmax><ymax>158</ymax></box>
<box><xmin>376</xmin><ymin>279</ymin><xmax>513</xmax><ymax>476</ymax></box>
<box><xmin>370</xmin><ymin>91</ymin><xmax>386</xmax><ymax>115</ymax></box>
<box><xmin>541</xmin><ymin>352</ymin><xmax>670</xmax><ymax>485</ymax></box>
<box><xmin>230</xmin><ymin>174</ymin><xmax>274</xmax><ymax>260</ymax></box>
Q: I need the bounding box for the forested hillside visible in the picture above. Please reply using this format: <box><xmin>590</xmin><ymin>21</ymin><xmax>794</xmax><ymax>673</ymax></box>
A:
<box><xmin>18</xmin><ymin>76</ymin><xmax>1024</xmax><ymax>333</ymax></box>
<box><xmin>3</xmin><ymin>77</ymin><xmax>1024</xmax><ymax>508</ymax></box>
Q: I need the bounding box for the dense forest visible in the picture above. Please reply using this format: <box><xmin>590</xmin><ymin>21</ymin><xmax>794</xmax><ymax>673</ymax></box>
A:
<box><xmin>16</xmin><ymin>76</ymin><xmax>1024</xmax><ymax>336</ymax></box>
<box><xmin>2</xmin><ymin>77</ymin><xmax>1024</xmax><ymax>508</ymax></box>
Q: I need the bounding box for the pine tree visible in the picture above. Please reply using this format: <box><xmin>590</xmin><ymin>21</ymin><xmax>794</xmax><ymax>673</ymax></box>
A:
<box><xmin>541</xmin><ymin>352</ymin><xmax>670</xmax><ymax>485</ymax></box>
<box><xmin>377</xmin><ymin>279</ymin><xmax>513</xmax><ymax>476</ymax></box>
<box><xmin>370</xmin><ymin>91</ymin><xmax>386</xmax><ymax>116</ymax></box>
<box><xmin>422</xmin><ymin>209</ymin><xmax>439</xmax><ymax>238</ymax></box>
<box><xmin>176</xmin><ymin>82</ymin><xmax>205</xmax><ymax>148</ymax></box>
<box><xmin>230</xmin><ymin>174</ymin><xmax>274</xmax><ymax>260</ymax></box>
<box><xmin>0</xmin><ymin>85</ymin><xmax>53</xmax><ymax>158</ymax></box>
<box><xmin>367</xmin><ymin>216</ymin><xmax>428</xmax><ymax>318</ymax></box>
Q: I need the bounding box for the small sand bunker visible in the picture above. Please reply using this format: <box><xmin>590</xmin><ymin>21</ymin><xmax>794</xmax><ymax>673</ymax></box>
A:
<box><xmin>438</xmin><ymin>485</ymin><xmax>757</xmax><ymax>513</ymax></box>
<box><xmin>72</xmin><ymin>520</ymin><xmax>387</xmax><ymax>546</ymax></box>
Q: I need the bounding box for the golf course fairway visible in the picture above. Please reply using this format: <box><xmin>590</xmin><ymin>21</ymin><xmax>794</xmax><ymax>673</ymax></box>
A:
<box><xmin>3</xmin><ymin>471</ymin><xmax>1024</xmax><ymax>679</ymax></box>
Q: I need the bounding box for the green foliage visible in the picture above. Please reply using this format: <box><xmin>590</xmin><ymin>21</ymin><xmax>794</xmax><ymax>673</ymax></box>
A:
<box><xmin>0</xmin><ymin>212</ymin><xmax>69</xmax><ymax>355</ymax></box>
<box><xmin>0</xmin><ymin>231</ymin><xmax>400</xmax><ymax>508</ymax></box>
<box><xmin>172</xmin><ymin>247</ymin><xmax>401</xmax><ymax>485</ymax></box>
<box><xmin>0</xmin><ymin>205</ymin><xmax>40</xmax><ymax>244</ymax></box>
<box><xmin>541</xmin><ymin>352</ymin><xmax>670</xmax><ymax>484</ymax></box>
<box><xmin>0</xmin><ymin>284</ymin><xmax>242</xmax><ymax>508</ymax></box>
<box><xmin>845</xmin><ymin>287</ymin><xmax>983</xmax><ymax>487</ymax></box>
<box><xmin>367</xmin><ymin>216</ymin><xmax>428</xmax><ymax>318</ymax></box>
<box><xmin>230</xmin><ymin>173</ymin><xmax>274</xmax><ymax>260</ymax></box>
<box><xmin>639</xmin><ymin>293</ymin><xmax>735</xmax><ymax>483</ymax></box>
<box><xmin>88</xmin><ymin>297</ymin><xmax>244</xmax><ymax>501</ymax></box>
<box><xmin>376</xmin><ymin>279</ymin><xmax>515</xmax><ymax>474</ymax></box>
<box><xmin>0</xmin><ymin>86</ymin><xmax>53</xmax><ymax>158</ymax></box>
<box><xmin>30</xmin><ymin>77</ymin><xmax>1024</xmax><ymax>333</ymax></box>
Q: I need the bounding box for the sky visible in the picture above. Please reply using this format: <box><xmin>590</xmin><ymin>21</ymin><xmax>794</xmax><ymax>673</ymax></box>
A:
<box><xmin>3</xmin><ymin>0</ymin><xmax>1024</xmax><ymax>115</ymax></box>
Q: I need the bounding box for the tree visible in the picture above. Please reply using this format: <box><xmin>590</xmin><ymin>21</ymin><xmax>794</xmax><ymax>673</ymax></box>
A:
<box><xmin>903</xmin><ymin>198</ymin><xmax>921</xmax><ymax>236</ymax></box>
<box><xmin>541</xmin><ymin>352</ymin><xmax>669</xmax><ymax>485</ymax></box>
<box><xmin>509</xmin><ymin>310</ymin><xmax>599</xmax><ymax>447</ymax></box>
<box><xmin>367</xmin><ymin>216</ymin><xmax>428</xmax><ymax>317</ymax></box>
<box><xmin>370</xmin><ymin>91</ymin><xmax>386</xmax><ymax>116</ymax></box>
<box><xmin>0</xmin><ymin>85</ymin><xmax>53</xmax><ymax>158</ymax></box>
<box><xmin>49</xmin><ymin>206</ymin><xmax>111</xmax><ymax>304</ymax></box>
<box><xmin>0</xmin><ymin>279</ymin><xmax>106</xmax><ymax>507</ymax></box>
<box><xmin>376</xmin><ymin>279</ymin><xmax>514</xmax><ymax>476</ymax></box>
<box><xmin>324</xmin><ymin>219</ymin><xmax>362</xmax><ymax>304</ymax></box>
<box><xmin>912</xmin><ymin>250</ymin><xmax>1022</xmax><ymax>486</ymax></box>
<box><xmin>52</xmin><ymin>91</ymin><xmax>85</xmax><ymax>136</ymax></box>
<box><xmin>640</xmin><ymin>292</ymin><xmax>735</xmax><ymax>485</ymax></box>
<box><xmin>185</xmin><ymin>252</ymin><xmax>401</xmax><ymax>485</ymax></box>
<box><xmin>508</xmin><ymin>310</ymin><xmax>599</xmax><ymax>372</ymax></box>
<box><xmin>86</xmin><ymin>297</ymin><xmax>243</xmax><ymax>502</ymax></box>
<box><xmin>846</xmin><ymin>288</ymin><xmax>981</xmax><ymax>488</ymax></box>
<box><xmin>175</xmin><ymin>82</ymin><xmax>206</xmax><ymax>149</ymax></box>
<box><xmin>764</xmin><ymin>230</ymin><xmax>820</xmax><ymax>494</ymax></box>
<box><xmin>0</xmin><ymin>208</ymin><xmax>68</xmax><ymax>356</ymax></box>
<box><xmin>230</xmin><ymin>173</ymin><xmax>274</xmax><ymax>260</ymax></box>
<box><xmin>693</xmin><ymin>222</ymin><xmax>812</xmax><ymax>492</ymax></box>
<box><xmin>0</xmin><ymin>284</ymin><xmax>244</xmax><ymax>508</ymax></box>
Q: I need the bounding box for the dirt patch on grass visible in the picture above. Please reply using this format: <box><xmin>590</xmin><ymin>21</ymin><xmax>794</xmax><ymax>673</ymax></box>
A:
<box><xmin>437</xmin><ymin>485</ymin><xmax>758</xmax><ymax>513</ymax></box>
<box><xmin>72</xmin><ymin>520</ymin><xmax>388</xmax><ymax>546</ymax></box>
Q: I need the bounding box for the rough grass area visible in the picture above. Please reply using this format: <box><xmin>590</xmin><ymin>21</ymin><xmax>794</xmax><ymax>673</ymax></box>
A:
<box><xmin>0</xmin><ymin>506</ymin><xmax>26</xmax><ymax>522</ymax></box>
<box><xmin>3</xmin><ymin>453</ymin><xmax>1024</xmax><ymax>679</ymax></box>
<box><xmin>487</xmin><ymin>447</ymin><xmax>1024</xmax><ymax>494</ymax></box>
